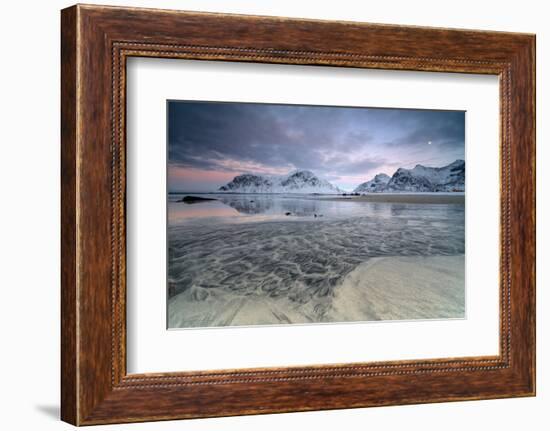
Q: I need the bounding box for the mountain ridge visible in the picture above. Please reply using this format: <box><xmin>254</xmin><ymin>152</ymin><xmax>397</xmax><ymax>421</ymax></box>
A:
<box><xmin>217</xmin><ymin>160</ymin><xmax>465</xmax><ymax>194</ymax></box>
<box><xmin>354</xmin><ymin>159</ymin><xmax>465</xmax><ymax>193</ymax></box>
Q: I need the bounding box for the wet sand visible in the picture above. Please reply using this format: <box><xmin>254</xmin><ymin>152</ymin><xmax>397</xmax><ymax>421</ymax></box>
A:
<box><xmin>167</xmin><ymin>196</ymin><xmax>465</xmax><ymax>329</ymax></box>
<box><xmin>323</xmin><ymin>193</ymin><xmax>464</xmax><ymax>204</ymax></box>
<box><xmin>168</xmin><ymin>255</ymin><xmax>465</xmax><ymax>328</ymax></box>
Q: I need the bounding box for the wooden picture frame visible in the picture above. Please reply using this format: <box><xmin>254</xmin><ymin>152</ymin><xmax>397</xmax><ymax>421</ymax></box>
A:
<box><xmin>61</xmin><ymin>4</ymin><xmax>535</xmax><ymax>425</ymax></box>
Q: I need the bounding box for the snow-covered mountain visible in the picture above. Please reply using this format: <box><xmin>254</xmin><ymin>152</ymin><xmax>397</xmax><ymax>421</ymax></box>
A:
<box><xmin>218</xmin><ymin>170</ymin><xmax>344</xmax><ymax>194</ymax></box>
<box><xmin>353</xmin><ymin>173</ymin><xmax>391</xmax><ymax>193</ymax></box>
<box><xmin>356</xmin><ymin>160</ymin><xmax>465</xmax><ymax>193</ymax></box>
<box><xmin>217</xmin><ymin>161</ymin><xmax>464</xmax><ymax>194</ymax></box>
<box><xmin>386</xmin><ymin>159</ymin><xmax>465</xmax><ymax>192</ymax></box>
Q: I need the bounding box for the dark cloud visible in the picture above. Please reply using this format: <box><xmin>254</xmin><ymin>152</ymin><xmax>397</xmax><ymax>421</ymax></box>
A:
<box><xmin>168</xmin><ymin>101</ymin><xmax>465</xmax><ymax>189</ymax></box>
<box><xmin>385</xmin><ymin>110</ymin><xmax>465</xmax><ymax>151</ymax></box>
<box><xmin>322</xmin><ymin>153</ymin><xmax>386</xmax><ymax>175</ymax></box>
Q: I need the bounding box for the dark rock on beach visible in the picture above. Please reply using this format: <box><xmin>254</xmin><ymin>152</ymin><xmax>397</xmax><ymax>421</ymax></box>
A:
<box><xmin>178</xmin><ymin>196</ymin><xmax>217</xmax><ymax>204</ymax></box>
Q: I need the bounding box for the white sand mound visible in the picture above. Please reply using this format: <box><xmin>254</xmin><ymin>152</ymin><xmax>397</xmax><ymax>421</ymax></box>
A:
<box><xmin>328</xmin><ymin>255</ymin><xmax>465</xmax><ymax>322</ymax></box>
<box><xmin>168</xmin><ymin>287</ymin><xmax>318</xmax><ymax>328</ymax></box>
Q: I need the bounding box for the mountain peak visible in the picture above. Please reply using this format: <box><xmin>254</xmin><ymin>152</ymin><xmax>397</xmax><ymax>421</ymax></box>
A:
<box><xmin>355</xmin><ymin>160</ymin><xmax>465</xmax><ymax>194</ymax></box>
<box><xmin>386</xmin><ymin>160</ymin><xmax>465</xmax><ymax>192</ymax></box>
<box><xmin>353</xmin><ymin>172</ymin><xmax>391</xmax><ymax>193</ymax></box>
<box><xmin>285</xmin><ymin>169</ymin><xmax>315</xmax><ymax>178</ymax></box>
<box><xmin>218</xmin><ymin>170</ymin><xmax>343</xmax><ymax>194</ymax></box>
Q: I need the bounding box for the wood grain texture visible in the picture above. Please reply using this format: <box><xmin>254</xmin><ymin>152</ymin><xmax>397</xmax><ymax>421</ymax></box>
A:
<box><xmin>60</xmin><ymin>5</ymin><xmax>78</xmax><ymax>425</ymax></box>
<box><xmin>60</xmin><ymin>4</ymin><xmax>536</xmax><ymax>425</ymax></box>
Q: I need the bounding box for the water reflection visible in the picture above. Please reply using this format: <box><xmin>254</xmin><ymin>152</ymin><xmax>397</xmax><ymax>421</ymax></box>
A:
<box><xmin>167</xmin><ymin>193</ymin><xmax>462</xmax><ymax>225</ymax></box>
<box><xmin>169</xmin><ymin>199</ymin><xmax>239</xmax><ymax>223</ymax></box>
<box><xmin>217</xmin><ymin>195</ymin><xmax>324</xmax><ymax>216</ymax></box>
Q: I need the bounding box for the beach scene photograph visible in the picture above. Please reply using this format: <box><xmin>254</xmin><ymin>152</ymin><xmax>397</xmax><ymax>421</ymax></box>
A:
<box><xmin>167</xmin><ymin>100</ymin><xmax>465</xmax><ymax>329</ymax></box>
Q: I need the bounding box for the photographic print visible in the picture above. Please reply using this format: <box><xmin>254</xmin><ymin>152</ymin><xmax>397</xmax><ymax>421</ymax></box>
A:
<box><xmin>167</xmin><ymin>101</ymin><xmax>465</xmax><ymax>329</ymax></box>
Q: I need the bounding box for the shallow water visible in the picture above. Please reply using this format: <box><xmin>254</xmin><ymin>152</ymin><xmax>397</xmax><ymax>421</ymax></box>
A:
<box><xmin>168</xmin><ymin>193</ymin><xmax>462</xmax><ymax>223</ymax></box>
<box><xmin>167</xmin><ymin>194</ymin><xmax>465</xmax><ymax>327</ymax></box>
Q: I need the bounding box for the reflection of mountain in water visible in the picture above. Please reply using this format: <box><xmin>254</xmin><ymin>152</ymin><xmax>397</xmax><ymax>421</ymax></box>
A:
<box><xmin>218</xmin><ymin>195</ymin><xmax>323</xmax><ymax>216</ymax></box>
<box><xmin>217</xmin><ymin>196</ymin><xmax>274</xmax><ymax>215</ymax></box>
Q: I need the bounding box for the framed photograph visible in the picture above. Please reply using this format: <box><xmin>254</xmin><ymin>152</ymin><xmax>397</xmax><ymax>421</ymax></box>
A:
<box><xmin>61</xmin><ymin>4</ymin><xmax>536</xmax><ymax>425</ymax></box>
<box><xmin>165</xmin><ymin>101</ymin><xmax>467</xmax><ymax>330</ymax></box>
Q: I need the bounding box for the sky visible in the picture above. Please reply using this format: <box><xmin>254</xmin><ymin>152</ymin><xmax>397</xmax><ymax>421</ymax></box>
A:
<box><xmin>168</xmin><ymin>101</ymin><xmax>465</xmax><ymax>192</ymax></box>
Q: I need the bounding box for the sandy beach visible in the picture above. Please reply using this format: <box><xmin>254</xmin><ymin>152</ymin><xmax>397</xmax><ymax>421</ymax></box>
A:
<box><xmin>167</xmin><ymin>193</ymin><xmax>465</xmax><ymax>329</ymax></box>
<box><xmin>168</xmin><ymin>255</ymin><xmax>465</xmax><ymax>328</ymax></box>
<box><xmin>328</xmin><ymin>255</ymin><xmax>465</xmax><ymax>321</ymax></box>
<box><xmin>323</xmin><ymin>193</ymin><xmax>465</xmax><ymax>204</ymax></box>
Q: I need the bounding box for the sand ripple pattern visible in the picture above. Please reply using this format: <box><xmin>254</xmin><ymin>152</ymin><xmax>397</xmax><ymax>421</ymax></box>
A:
<box><xmin>168</xmin><ymin>205</ymin><xmax>464</xmax><ymax>324</ymax></box>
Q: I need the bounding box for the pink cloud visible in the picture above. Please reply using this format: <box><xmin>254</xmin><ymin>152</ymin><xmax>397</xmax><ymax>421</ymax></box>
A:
<box><xmin>169</xmin><ymin>167</ymin><xmax>234</xmax><ymax>183</ymax></box>
<box><xmin>214</xmin><ymin>159</ymin><xmax>292</xmax><ymax>176</ymax></box>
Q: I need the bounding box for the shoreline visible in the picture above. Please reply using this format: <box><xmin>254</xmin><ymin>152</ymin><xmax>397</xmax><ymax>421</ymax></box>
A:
<box><xmin>321</xmin><ymin>193</ymin><xmax>465</xmax><ymax>204</ymax></box>
<box><xmin>170</xmin><ymin>191</ymin><xmax>465</xmax><ymax>205</ymax></box>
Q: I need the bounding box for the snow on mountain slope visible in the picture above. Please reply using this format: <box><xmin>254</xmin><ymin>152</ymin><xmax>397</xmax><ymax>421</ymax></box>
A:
<box><xmin>353</xmin><ymin>173</ymin><xmax>391</xmax><ymax>193</ymax></box>
<box><xmin>386</xmin><ymin>159</ymin><xmax>465</xmax><ymax>192</ymax></box>
<box><xmin>218</xmin><ymin>170</ymin><xmax>344</xmax><ymax>194</ymax></box>
<box><xmin>355</xmin><ymin>160</ymin><xmax>465</xmax><ymax>193</ymax></box>
<box><xmin>217</xmin><ymin>161</ymin><xmax>464</xmax><ymax>194</ymax></box>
